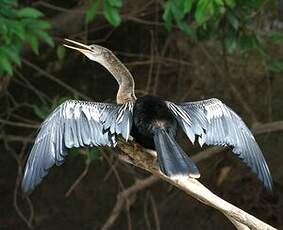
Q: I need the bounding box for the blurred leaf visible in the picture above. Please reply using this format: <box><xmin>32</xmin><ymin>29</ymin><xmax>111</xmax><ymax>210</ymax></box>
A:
<box><xmin>0</xmin><ymin>55</ymin><xmax>13</xmax><ymax>75</ymax></box>
<box><xmin>195</xmin><ymin>0</ymin><xmax>212</xmax><ymax>25</ymax></box>
<box><xmin>33</xmin><ymin>104</ymin><xmax>49</xmax><ymax>120</ymax></box>
<box><xmin>269</xmin><ymin>32</ymin><xmax>283</xmax><ymax>44</ymax></box>
<box><xmin>17</xmin><ymin>7</ymin><xmax>43</xmax><ymax>18</ymax></box>
<box><xmin>28</xmin><ymin>19</ymin><xmax>51</xmax><ymax>30</ymax></box>
<box><xmin>22</xmin><ymin>18</ymin><xmax>51</xmax><ymax>30</ymax></box>
<box><xmin>34</xmin><ymin>30</ymin><xmax>54</xmax><ymax>47</ymax></box>
<box><xmin>1</xmin><ymin>0</ymin><xmax>17</xmax><ymax>5</ymax></box>
<box><xmin>87</xmin><ymin>148</ymin><xmax>101</xmax><ymax>161</ymax></box>
<box><xmin>267</xmin><ymin>60</ymin><xmax>283</xmax><ymax>73</ymax></box>
<box><xmin>177</xmin><ymin>20</ymin><xmax>193</xmax><ymax>36</ymax></box>
<box><xmin>69</xmin><ymin>148</ymin><xmax>81</xmax><ymax>156</ymax></box>
<box><xmin>12</xmin><ymin>37</ymin><xmax>22</xmax><ymax>50</ymax></box>
<box><xmin>0</xmin><ymin>46</ymin><xmax>21</xmax><ymax>65</ymax></box>
<box><xmin>225</xmin><ymin>36</ymin><xmax>237</xmax><ymax>54</ymax></box>
<box><xmin>225</xmin><ymin>0</ymin><xmax>236</xmax><ymax>8</ymax></box>
<box><xmin>0</xmin><ymin>1</ymin><xmax>52</xmax><ymax>76</ymax></box>
<box><xmin>108</xmin><ymin>0</ymin><xmax>122</xmax><ymax>7</ymax></box>
<box><xmin>183</xmin><ymin>0</ymin><xmax>192</xmax><ymax>14</ymax></box>
<box><xmin>170</xmin><ymin>1</ymin><xmax>184</xmax><ymax>21</ymax></box>
<box><xmin>239</xmin><ymin>34</ymin><xmax>257</xmax><ymax>51</ymax></box>
<box><xmin>56</xmin><ymin>46</ymin><xmax>66</xmax><ymax>60</ymax></box>
<box><xmin>50</xmin><ymin>97</ymin><xmax>72</xmax><ymax>110</ymax></box>
<box><xmin>69</xmin><ymin>148</ymin><xmax>101</xmax><ymax>162</ymax></box>
<box><xmin>0</xmin><ymin>6</ymin><xmax>18</xmax><ymax>17</ymax></box>
<box><xmin>28</xmin><ymin>36</ymin><xmax>39</xmax><ymax>54</ymax></box>
<box><xmin>163</xmin><ymin>1</ymin><xmax>173</xmax><ymax>30</ymax></box>
<box><xmin>238</xmin><ymin>34</ymin><xmax>268</xmax><ymax>58</ymax></box>
<box><xmin>243</xmin><ymin>0</ymin><xmax>262</xmax><ymax>8</ymax></box>
<box><xmin>226</xmin><ymin>10</ymin><xmax>239</xmax><ymax>30</ymax></box>
<box><xmin>85</xmin><ymin>0</ymin><xmax>101</xmax><ymax>23</ymax></box>
<box><xmin>214</xmin><ymin>0</ymin><xmax>224</xmax><ymax>6</ymax></box>
<box><xmin>103</xmin><ymin>0</ymin><xmax>121</xmax><ymax>26</ymax></box>
<box><xmin>9</xmin><ymin>21</ymin><xmax>26</xmax><ymax>40</ymax></box>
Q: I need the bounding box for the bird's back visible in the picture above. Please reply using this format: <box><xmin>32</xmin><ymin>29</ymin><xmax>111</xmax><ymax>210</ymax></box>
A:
<box><xmin>131</xmin><ymin>95</ymin><xmax>177</xmax><ymax>149</ymax></box>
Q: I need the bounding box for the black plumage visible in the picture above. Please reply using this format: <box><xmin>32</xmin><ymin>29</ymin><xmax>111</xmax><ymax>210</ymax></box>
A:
<box><xmin>131</xmin><ymin>95</ymin><xmax>200</xmax><ymax>178</ymax></box>
<box><xmin>131</xmin><ymin>95</ymin><xmax>177</xmax><ymax>149</ymax></box>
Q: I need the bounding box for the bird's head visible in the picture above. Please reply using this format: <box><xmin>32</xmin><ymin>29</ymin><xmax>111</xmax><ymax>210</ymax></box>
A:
<box><xmin>63</xmin><ymin>38</ymin><xmax>137</xmax><ymax>103</ymax></box>
<box><xmin>63</xmin><ymin>39</ymin><xmax>112</xmax><ymax>64</ymax></box>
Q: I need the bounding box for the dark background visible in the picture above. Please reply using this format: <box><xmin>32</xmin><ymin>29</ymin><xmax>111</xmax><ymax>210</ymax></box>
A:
<box><xmin>0</xmin><ymin>1</ymin><xmax>283</xmax><ymax>229</ymax></box>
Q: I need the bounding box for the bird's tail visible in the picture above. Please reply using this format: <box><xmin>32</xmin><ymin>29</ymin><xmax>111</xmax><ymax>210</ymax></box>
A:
<box><xmin>153</xmin><ymin>128</ymin><xmax>200</xmax><ymax>178</ymax></box>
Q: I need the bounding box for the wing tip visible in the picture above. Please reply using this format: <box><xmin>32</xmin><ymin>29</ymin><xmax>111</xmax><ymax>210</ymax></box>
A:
<box><xmin>21</xmin><ymin>188</ymin><xmax>32</xmax><ymax>197</ymax></box>
<box><xmin>21</xmin><ymin>180</ymin><xmax>33</xmax><ymax>196</ymax></box>
<box><xmin>263</xmin><ymin>176</ymin><xmax>273</xmax><ymax>192</ymax></box>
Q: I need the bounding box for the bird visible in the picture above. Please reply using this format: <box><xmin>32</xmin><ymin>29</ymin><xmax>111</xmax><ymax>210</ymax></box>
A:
<box><xmin>21</xmin><ymin>39</ymin><xmax>273</xmax><ymax>194</ymax></box>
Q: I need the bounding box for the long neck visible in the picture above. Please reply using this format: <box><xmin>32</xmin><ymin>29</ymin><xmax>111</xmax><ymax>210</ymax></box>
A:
<box><xmin>99</xmin><ymin>52</ymin><xmax>136</xmax><ymax>104</ymax></box>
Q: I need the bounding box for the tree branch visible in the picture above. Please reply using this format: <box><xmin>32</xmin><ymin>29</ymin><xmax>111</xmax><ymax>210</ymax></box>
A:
<box><xmin>252</xmin><ymin>121</ymin><xmax>283</xmax><ymax>135</ymax></box>
<box><xmin>114</xmin><ymin>139</ymin><xmax>277</xmax><ymax>230</ymax></box>
<box><xmin>100</xmin><ymin>117</ymin><xmax>282</xmax><ymax>230</ymax></box>
<box><xmin>100</xmin><ymin>176</ymin><xmax>158</xmax><ymax>230</ymax></box>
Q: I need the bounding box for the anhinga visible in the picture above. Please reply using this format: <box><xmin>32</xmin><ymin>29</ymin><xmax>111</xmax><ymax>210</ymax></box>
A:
<box><xmin>22</xmin><ymin>39</ymin><xmax>273</xmax><ymax>194</ymax></box>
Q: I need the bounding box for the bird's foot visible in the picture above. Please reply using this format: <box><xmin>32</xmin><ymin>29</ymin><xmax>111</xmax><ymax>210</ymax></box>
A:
<box><xmin>143</xmin><ymin>148</ymin><xmax>157</xmax><ymax>158</ymax></box>
<box><xmin>128</xmin><ymin>135</ymin><xmax>134</xmax><ymax>142</ymax></box>
<box><xmin>133</xmin><ymin>142</ymin><xmax>142</xmax><ymax>154</ymax></box>
<box><xmin>133</xmin><ymin>143</ymin><xmax>157</xmax><ymax>159</ymax></box>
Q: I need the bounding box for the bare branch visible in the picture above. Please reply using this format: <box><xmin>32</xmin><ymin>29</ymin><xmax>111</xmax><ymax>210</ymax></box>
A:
<box><xmin>0</xmin><ymin>118</ymin><xmax>39</xmax><ymax>129</ymax></box>
<box><xmin>115</xmin><ymin>139</ymin><xmax>277</xmax><ymax>230</ymax></box>
<box><xmin>22</xmin><ymin>59</ymin><xmax>91</xmax><ymax>101</ymax></box>
<box><xmin>65</xmin><ymin>159</ymin><xmax>91</xmax><ymax>197</ymax></box>
<box><xmin>4</xmin><ymin>140</ymin><xmax>34</xmax><ymax>229</ymax></box>
<box><xmin>252</xmin><ymin>121</ymin><xmax>283</xmax><ymax>135</ymax></box>
<box><xmin>100</xmin><ymin>176</ymin><xmax>158</xmax><ymax>230</ymax></box>
<box><xmin>198</xmin><ymin>43</ymin><xmax>258</xmax><ymax>124</ymax></box>
<box><xmin>100</xmin><ymin>123</ymin><xmax>278</xmax><ymax>230</ymax></box>
<box><xmin>149</xmin><ymin>193</ymin><xmax>161</xmax><ymax>230</ymax></box>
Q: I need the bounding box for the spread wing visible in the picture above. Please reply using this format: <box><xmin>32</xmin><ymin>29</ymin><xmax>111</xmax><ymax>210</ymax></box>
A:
<box><xmin>166</xmin><ymin>98</ymin><xmax>272</xmax><ymax>190</ymax></box>
<box><xmin>22</xmin><ymin>100</ymin><xmax>133</xmax><ymax>193</ymax></box>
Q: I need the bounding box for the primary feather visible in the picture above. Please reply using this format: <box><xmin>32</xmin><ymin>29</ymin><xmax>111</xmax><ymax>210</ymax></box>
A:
<box><xmin>166</xmin><ymin>98</ymin><xmax>272</xmax><ymax>190</ymax></box>
<box><xmin>22</xmin><ymin>100</ymin><xmax>133</xmax><ymax>194</ymax></box>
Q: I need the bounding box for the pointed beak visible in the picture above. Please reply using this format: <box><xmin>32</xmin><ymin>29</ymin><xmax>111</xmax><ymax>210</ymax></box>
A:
<box><xmin>63</xmin><ymin>38</ymin><xmax>91</xmax><ymax>54</ymax></box>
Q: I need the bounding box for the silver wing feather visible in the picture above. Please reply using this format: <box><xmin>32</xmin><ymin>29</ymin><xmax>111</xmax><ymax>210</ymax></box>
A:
<box><xmin>166</xmin><ymin>98</ymin><xmax>272</xmax><ymax>190</ymax></box>
<box><xmin>22</xmin><ymin>100</ymin><xmax>133</xmax><ymax>193</ymax></box>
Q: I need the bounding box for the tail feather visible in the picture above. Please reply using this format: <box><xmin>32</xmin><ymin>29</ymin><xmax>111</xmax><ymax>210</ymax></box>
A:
<box><xmin>153</xmin><ymin>128</ymin><xmax>200</xmax><ymax>178</ymax></box>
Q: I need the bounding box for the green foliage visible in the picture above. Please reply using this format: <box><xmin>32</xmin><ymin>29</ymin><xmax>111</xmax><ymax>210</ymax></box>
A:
<box><xmin>85</xmin><ymin>0</ymin><xmax>282</xmax><ymax>74</ymax></box>
<box><xmin>267</xmin><ymin>60</ymin><xmax>283</xmax><ymax>74</ymax></box>
<box><xmin>85</xmin><ymin>0</ymin><xmax>122</xmax><ymax>26</ymax></box>
<box><xmin>103</xmin><ymin>0</ymin><xmax>122</xmax><ymax>26</ymax></box>
<box><xmin>163</xmin><ymin>0</ymin><xmax>194</xmax><ymax>36</ymax></box>
<box><xmin>70</xmin><ymin>147</ymin><xmax>101</xmax><ymax>163</ymax></box>
<box><xmin>0</xmin><ymin>0</ymin><xmax>54</xmax><ymax>76</ymax></box>
<box><xmin>162</xmin><ymin>0</ymin><xmax>282</xmax><ymax>73</ymax></box>
<box><xmin>269</xmin><ymin>32</ymin><xmax>283</xmax><ymax>44</ymax></box>
<box><xmin>86</xmin><ymin>0</ymin><xmax>101</xmax><ymax>23</ymax></box>
<box><xmin>86</xmin><ymin>148</ymin><xmax>101</xmax><ymax>162</ymax></box>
